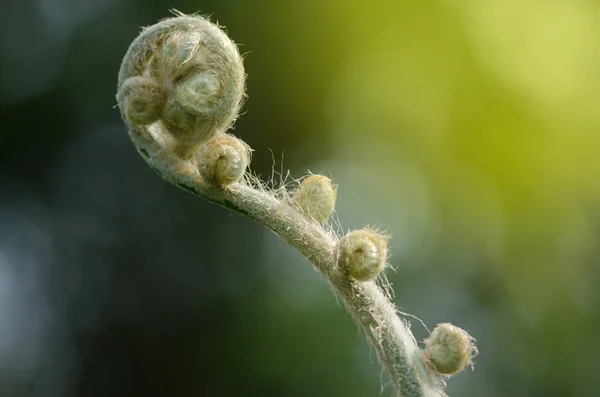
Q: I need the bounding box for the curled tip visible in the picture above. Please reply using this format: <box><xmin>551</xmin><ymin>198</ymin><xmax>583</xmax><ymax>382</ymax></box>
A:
<box><xmin>198</xmin><ymin>134</ymin><xmax>251</xmax><ymax>186</ymax></box>
<box><xmin>117</xmin><ymin>76</ymin><xmax>166</xmax><ymax>126</ymax></box>
<box><xmin>337</xmin><ymin>229</ymin><xmax>388</xmax><ymax>282</ymax></box>
<box><xmin>424</xmin><ymin>323</ymin><xmax>475</xmax><ymax>375</ymax></box>
<box><xmin>292</xmin><ymin>175</ymin><xmax>337</xmax><ymax>223</ymax></box>
<box><xmin>118</xmin><ymin>13</ymin><xmax>245</xmax><ymax>153</ymax></box>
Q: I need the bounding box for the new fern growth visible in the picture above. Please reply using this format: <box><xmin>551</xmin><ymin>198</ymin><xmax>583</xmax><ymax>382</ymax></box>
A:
<box><xmin>116</xmin><ymin>12</ymin><xmax>476</xmax><ymax>397</ymax></box>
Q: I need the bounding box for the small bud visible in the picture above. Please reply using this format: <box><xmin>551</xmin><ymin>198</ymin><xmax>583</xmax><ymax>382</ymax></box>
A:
<box><xmin>337</xmin><ymin>229</ymin><xmax>388</xmax><ymax>282</ymax></box>
<box><xmin>424</xmin><ymin>323</ymin><xmax>474</xmax><ymax>375</ymax></box>
<box><xmin>117</xmin><ymin>76</ymin><xmax>165</xmax><ymax>126</ymax></box>
<box><xmin>292</xmin><ymin>175</ymin><xmax>337</xmax><ymax>222</ymax></box>
<box><xmin>198</xmin><ymin>134</ymin><xmax>251</xmax><ymax>186</ymax></box>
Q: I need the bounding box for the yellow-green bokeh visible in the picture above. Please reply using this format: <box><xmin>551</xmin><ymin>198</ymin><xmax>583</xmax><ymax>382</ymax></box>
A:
<box><xmin>237</xmin><ymin>1</ymin><xmax>600</xmax><ymax>394</ymax></box>
<box><xmin>248</xmin><ymin>0</ymin><xmax>600</xmax><ymax>312</ymax></box>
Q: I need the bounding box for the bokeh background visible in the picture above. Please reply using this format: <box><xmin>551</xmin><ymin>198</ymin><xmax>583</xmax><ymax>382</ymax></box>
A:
<box><xmin>1</xmin><ymin>0</ymin><xmax>600</xmax><ymax>396</ymax></box>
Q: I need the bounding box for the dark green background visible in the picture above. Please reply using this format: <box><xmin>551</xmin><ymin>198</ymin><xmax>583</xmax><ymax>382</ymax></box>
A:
<box><xmin>1</xmin><ymin>1</ymin><xmax>599</xmax><ymax>396</ymax></box>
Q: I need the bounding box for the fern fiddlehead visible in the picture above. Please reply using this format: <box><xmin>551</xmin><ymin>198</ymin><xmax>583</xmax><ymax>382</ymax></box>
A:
<box><xmin>116</xmin><ymin>12</ymin><xmax>476</xmax><ymax>397</ymax></box>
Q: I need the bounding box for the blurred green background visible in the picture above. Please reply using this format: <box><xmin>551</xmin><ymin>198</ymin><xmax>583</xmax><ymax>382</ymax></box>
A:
<box><xmin>1</xmin><ymin>0</ymin><xmax>599</xmax><ymax>396</ymax></box>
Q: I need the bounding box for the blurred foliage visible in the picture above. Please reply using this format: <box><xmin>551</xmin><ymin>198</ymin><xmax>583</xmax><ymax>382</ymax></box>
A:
<box><xmin>1</xmin><ymin>0</ymin><xmax>599</xmax><ymax>396</ymax></box>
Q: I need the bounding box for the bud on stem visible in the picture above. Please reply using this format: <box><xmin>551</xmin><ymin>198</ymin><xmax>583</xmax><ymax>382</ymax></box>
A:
<box><xmin>292</xmin><ymin>175</ymin><xmax>337</xmax><ymax>223</ymax></box>
<box><xmin>337</xmin><ymin>229</ymin><xmax>388</xmax><ymax>281</ymax></box>
<box><xmin>198</xmin><ymin>134</ymin><xmax>251</xmax><ymax>186</ymax></box>
<box><xmin>424</xmin><ymin>323</ymin><xmax>475</xmax><ymax>375</ymax></box>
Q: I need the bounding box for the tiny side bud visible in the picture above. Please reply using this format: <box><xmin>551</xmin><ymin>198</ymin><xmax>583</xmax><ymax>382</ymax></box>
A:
<box><xmin>292</xmin><ymin>175</ymin><xmax>337</xmax><ymax>223</ymax></box>
<box><xmin>117</xmin><ymin>76</ymin><xmax>166</xmax><ymax>126</ymax></box>
<box><xmin>198</xmin><ymin>134</ymin><xmax>251</xmax><ymax>186</ymax></box>
<box><xmin>337</xmin><ymin>229</ymin><xmax>388</xmax><ymax>282</ymax></box>
<box><xmin>424</xmin><ymin>323</ymin><xmax>474</xmax><ymax>375</ymax></box>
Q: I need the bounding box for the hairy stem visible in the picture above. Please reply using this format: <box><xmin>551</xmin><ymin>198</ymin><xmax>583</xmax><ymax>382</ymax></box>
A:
<box><xmin>120</xmin><ymin>125</ymin><xmax>444</xmax><ymax>396</ymax></box>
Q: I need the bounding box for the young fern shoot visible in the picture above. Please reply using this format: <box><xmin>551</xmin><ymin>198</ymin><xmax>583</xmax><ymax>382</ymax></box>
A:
<box><xmin>116</xmin><ymin>12</ymin><xmax>476</xmax><ymax>397</ymax></box>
